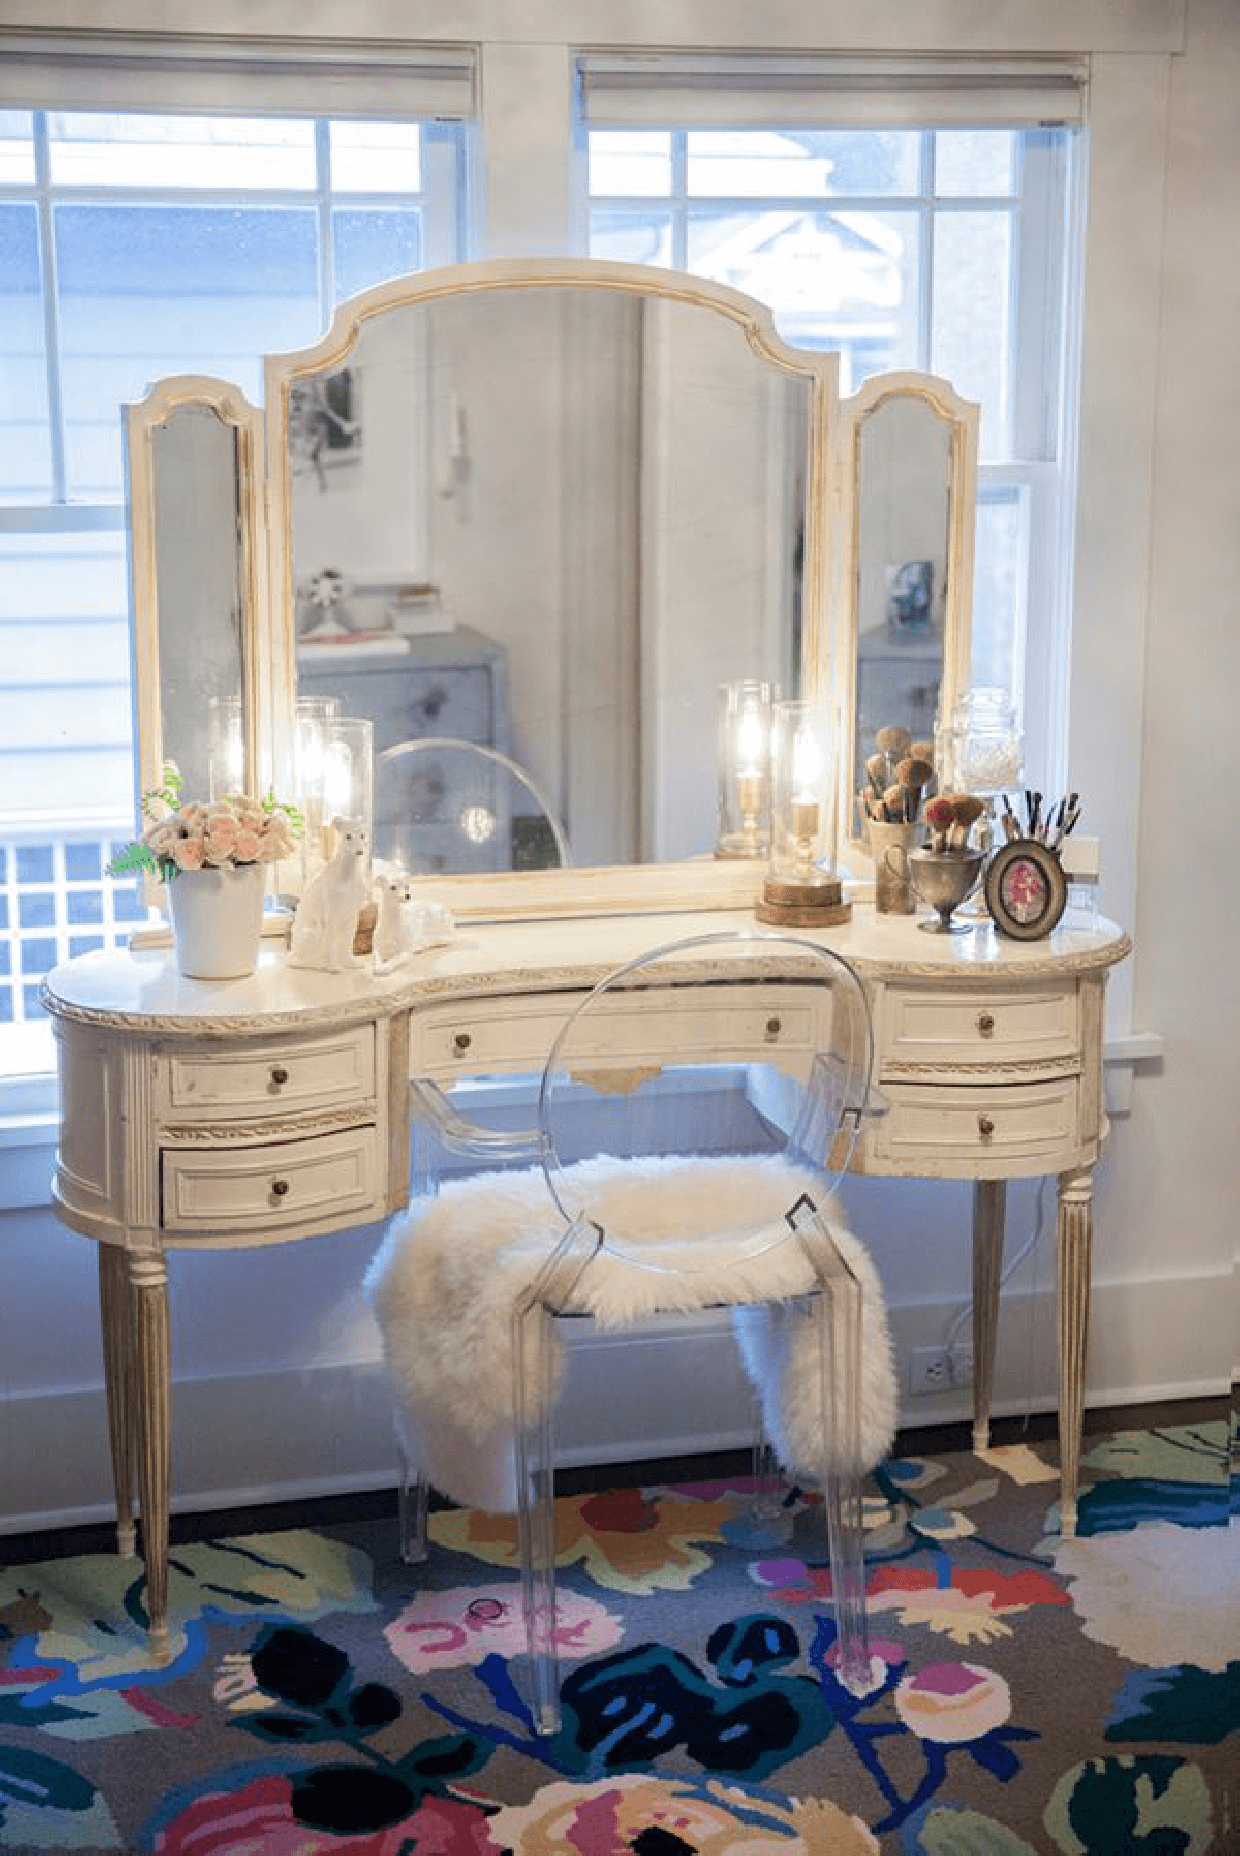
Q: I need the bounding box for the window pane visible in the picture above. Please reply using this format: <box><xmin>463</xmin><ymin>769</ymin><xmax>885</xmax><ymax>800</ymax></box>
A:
<box><xmin>589</xmin><ymin>130</ymin><xmax>672</xmax><ymax>197</ymax></box>
<box><xmin>48</xmin><ymin>112</ymin><xmax>318</xmax><ymax>190</ymax></box>
<box><xmin>936</xmin><ymin>130</ymin><xmax>1016</xmax><ymax>197</ymax></box>
<box><xmin>0</xmin><ymin>531</ymin><xmax>133</xmax><ymax>820</ymax></box>
<box><xmin>0</xmin><ymin>110</ymin><xmax>34</xmax><ymax>183</ymax></box>
<box><xmin>333</xmin><ymin>208</ymin><xmax>422</xmax><ymax>299</ymax></box>
<box><xmin>330</xmin><ymin>121</ymin><xmax>422</xmax><ymax>192</ymax></box>
<box><xmin>0</xmin><ymin>205</ymin><xmax>52</xmax><ymax>500</ymax></box>
<box><xmin>687</xmin><ymin>130</ymin><xmax>836</xmax><ymax>198</ymax></box>
<box><xmin>688</xmin><ymin>206</ymin><xmax>918</xmax><ymax>379</ymax></box>
<box><xmin>932</xmin><ymin>211</ymin><xmax>1013</xmax><ymax>457</ymax></box>
<box><xmin>589</xmin><ymin>209</ymin><xmax>673</xmax><ymax>266</ymax></box>
<box><xmin>55</xmin><ymin>203</ymin><xmax>322</xmax><ymax>497</ymax></box>
<box><xmin>973</xmin><ymin>485</ymin><xmax>1030</xmax><ymax>695</ymax></box>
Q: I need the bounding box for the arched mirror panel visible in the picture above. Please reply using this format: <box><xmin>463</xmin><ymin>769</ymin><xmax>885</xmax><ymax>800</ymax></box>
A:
<box><xmin>838</xmin><ymin>372</ymin><xmax>979</xmax><ymax>856</ymax></box>
<box><xmin>126</xmin><ymin>262</ymin><xmax>976</xmax><ymax>917</ymax></box>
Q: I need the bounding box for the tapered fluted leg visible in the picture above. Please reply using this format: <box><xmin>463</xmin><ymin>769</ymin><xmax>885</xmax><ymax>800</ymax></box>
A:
<box><xmin>971</xmin><ymin>1180</ymin><xmax>1006</xmax><ymax>1454</ymax></box>
<box><xmin>130</xmin><ymin>1253</ymin><xmax>172</xmax><ymax>1659</ymax></box>
<box><xmin>1057</xmin><ymin>1167</ymin><xmax>1093</xmax><ymax>1538</ymax></box>
<box><xmin>98</xmin><ymin>1245</ymin><xmax>137</xmax><ymax>1557</ymax></box>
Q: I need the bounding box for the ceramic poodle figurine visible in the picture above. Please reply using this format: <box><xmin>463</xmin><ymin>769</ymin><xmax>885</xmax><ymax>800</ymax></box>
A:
<box><xmin>288</xmin><ymin>816</ymin><xmax>371</xmax><ymax>971</ymax></box>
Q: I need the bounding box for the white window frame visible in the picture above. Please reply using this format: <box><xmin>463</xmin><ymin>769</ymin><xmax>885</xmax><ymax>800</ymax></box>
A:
<box><xmin>0</xmin><ymin>41</ymin><xmax>477</xmax><ymax>1127</ymax></box>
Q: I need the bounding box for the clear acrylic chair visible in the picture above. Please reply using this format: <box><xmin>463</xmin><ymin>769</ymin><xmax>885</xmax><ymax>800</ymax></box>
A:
<box><xmin>366</xmin><ymin>929</ymin><xmax>895</xmax><ymax>1735</ymax></box>
<box><xmin>374</xmin><ymin>735</ymin><xmax>571</xmax><ymax>880</ymax></box>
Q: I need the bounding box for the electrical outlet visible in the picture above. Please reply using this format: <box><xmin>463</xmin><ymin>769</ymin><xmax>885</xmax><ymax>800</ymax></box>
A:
<box><xmin>950</xmin><ymin>1345</ymin><xmax>974</xmax><ymax>1388</ymax></box>
<box><xmin>910</xmin><ymin>1346</ymin><xmax>952</xmax><ymax>1395</ymax></box>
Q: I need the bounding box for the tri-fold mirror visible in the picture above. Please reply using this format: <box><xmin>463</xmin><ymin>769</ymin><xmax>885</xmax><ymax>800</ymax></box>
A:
<box><xmin>125</xmin><ymin>258</ymin><xmax>978</xmax><ymax>916</ymax></box>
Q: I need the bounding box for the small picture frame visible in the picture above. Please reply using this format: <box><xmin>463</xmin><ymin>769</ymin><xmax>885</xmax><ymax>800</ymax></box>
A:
<box><xmin>984</xmin><ymin>837</ymin><xmax>1068</xmax><ymax>940</ymax></box>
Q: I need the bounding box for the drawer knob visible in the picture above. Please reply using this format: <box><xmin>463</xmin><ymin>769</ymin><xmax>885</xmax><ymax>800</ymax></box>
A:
<box><xmin>765</xmin><ymin>1016</ymin><xmax>782</xmax><ymax>1037</ymax></box>
<box><xmin>976</xmin><ymin>1012</ymin><xmax>996</xmax><ymax>1038</ymax></box>
<box><xmin>453</xmin><ymin>1032</ymin><xmax>472</xmax><ymax>1055</ymax></box>
<box><xmin>977</xmin><ymin>1114</ymin><xmax>996</xmax><ymax>1140</ymax></box>
<box><xmin>271</xmin><ymin>1178</ymin><xmax>290</xmax><ymax>1197</ymax></box>
<box><xmin>270</xmin><ymin>1066</ymin><xmax>290</xmax><ymax>1086</ymax></box>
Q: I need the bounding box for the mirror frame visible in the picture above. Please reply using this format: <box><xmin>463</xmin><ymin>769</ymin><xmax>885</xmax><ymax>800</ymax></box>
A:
<box><xmin>126</xmin><ymin>374</ymin><xmax>268</xmax><ymax>817</ymax></box>
<box><xmin>126</xmin><ymin>261</ymin><xmax>979</xmax><ymax>920</ymax></box>
<box><xmin>834</xmin><ymin>369</ymin><xmax>979</xmax><ymax>861</ymax></box>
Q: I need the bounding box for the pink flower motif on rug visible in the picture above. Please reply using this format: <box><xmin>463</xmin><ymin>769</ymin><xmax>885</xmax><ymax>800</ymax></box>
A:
<box><xmin>485</xmin><ymin>1774</ymin><xmax>879</xmax><ymax>1853</ymax></box>
<box><xmin>384</xmin><ymin>1582</ymin><xmax>623</xmax><ymax>1673</ymax></box>
<box><xmin>894</xmin><ymin>1662</ymin><xmax>1012</xmax><ymax>1743</ymax></box>
<box><xmin>152</xmin><ymin>1771</ymin><xmax>499</xmax><ymax>1853</ymax></box>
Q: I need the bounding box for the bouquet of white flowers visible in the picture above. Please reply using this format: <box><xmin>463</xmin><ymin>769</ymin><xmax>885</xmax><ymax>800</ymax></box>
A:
<box><xmin>107</xmin><ymin>762</ymin><xmax>302</xmax><ymax>883</ymax></box>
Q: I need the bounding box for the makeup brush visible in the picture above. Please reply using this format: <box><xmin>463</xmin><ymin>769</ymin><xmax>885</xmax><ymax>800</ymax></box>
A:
<box><xmin>875</xmin><ymin>724</ymin><xmax>913</xmax><ymax>782</ymax></box>
<box><xmin>882</xmin><ymin>781</ymin><xmax>907</xmax><ymax>822</ymax></box>
<box><xmin>910</xmin><ymin>741</ymin><xmax>939</xmax><ymax>796</ymax></box>
<box><xmin>865</xmin><ymin>752</ymin><xmax>889</xmax><ymax>797</ymax></box>
<box><xmin>1000</xmin><ymin>793</ymin><xmax>1020</xmax><ymax>842</ymax></box>
<box><xmin>895</xmin><ymin>755</ymin><xmax>935</xmax><ymax>821</ymax></box>
<box><xmin>948</xmin><ymin>793</ymin><xmax>987</xmax><ymax>851</ymax></box>
<box><xmin>924</xmin><ymin>794</ymin><xmax>954</xmax><ymax>852</ymax></box>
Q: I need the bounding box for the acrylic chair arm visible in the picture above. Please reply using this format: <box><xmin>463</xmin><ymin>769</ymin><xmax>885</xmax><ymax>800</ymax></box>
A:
<box><xmin>409</xmin><ymin>1077</ymin><xmax>545</xmax><ymax>1162</ymax></box>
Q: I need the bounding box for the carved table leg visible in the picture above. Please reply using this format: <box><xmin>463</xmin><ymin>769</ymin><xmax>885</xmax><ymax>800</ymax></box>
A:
<box><xmin>129</xmin><ymin>1252</ymin><xmax>172</xmax><ymax>1660</ymax></box>
<box><xmin>1057</xmin><ymin>1166</ymin><xmax>1093</xmax><ymax>1538</ymax></box>
<box><xmin>97</xmin><ymin>1244</ymin><xmax>137</xmax><ymax>1557</ymax></box>
<box><xmin>971</xmin><ymin>1180</ymin><xmax>1006</xmax><ymax>1454</ymax></box>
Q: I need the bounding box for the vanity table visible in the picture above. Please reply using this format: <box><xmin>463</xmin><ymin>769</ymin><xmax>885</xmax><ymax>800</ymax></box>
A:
<box><xmin>43</xmin><ymin>905</ymin><xmax>1129</xmax><ymax>1655</ymax></box>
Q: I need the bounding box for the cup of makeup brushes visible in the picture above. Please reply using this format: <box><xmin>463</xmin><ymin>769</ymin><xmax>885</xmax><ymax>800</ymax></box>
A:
<box><xmin>905</xmin><ymin>846</ymin><xmax>986</xmax><ymax>934</ymax></box>
<box><xmin>868</xmin><ymin>818</ymin><xmax>923</xmax><ymax>914</ymax></box>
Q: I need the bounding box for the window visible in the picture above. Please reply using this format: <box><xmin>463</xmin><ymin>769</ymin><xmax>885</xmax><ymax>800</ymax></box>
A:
<box><xmin>581</xmin><ymin>60</ymin><xmax>1086</xmax><ymax>814</ymax></box>
<box><xmin>0</xmin><ymin>102</ymin><xmax>469</xmax><ymax>1071</ymax></box>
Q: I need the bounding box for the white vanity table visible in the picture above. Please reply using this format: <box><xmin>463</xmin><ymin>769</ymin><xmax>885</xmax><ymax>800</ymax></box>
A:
<box><xmin>43</xmin><ymin>904</ymin><xmax>1129</xmax><ymax>1655</ymax></box>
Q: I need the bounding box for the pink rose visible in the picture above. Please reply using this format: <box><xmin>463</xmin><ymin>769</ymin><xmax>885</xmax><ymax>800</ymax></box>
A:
<box><xmin>172</xmin><ymin>837</ymin><xmax>206</xmax><ymax>872</ymax></box>
<box><xmin>233</xmin><ymin>826</ymin><xmax>262</xmax><ymax>862</ymax></box>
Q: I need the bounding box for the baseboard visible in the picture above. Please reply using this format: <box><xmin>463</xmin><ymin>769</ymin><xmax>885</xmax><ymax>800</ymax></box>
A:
<box><xmin>1</xmin><ymin>1271</ymin><xmax>1230</xmax><ymax>1539</ymax></box>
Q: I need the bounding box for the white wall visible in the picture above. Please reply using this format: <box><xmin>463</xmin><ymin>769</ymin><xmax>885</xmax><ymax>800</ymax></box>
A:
<box><xmin>2</xmin><ymin>0</ymin><xmax>1235</xmax><ymax>1533</ymax></box>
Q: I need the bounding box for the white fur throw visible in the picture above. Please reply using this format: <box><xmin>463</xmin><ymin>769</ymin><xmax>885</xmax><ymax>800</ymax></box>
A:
<box><xmin>364</xmin><ymin>1152</ymin><xmax>896</xmax><ymax>1512</ymax></box>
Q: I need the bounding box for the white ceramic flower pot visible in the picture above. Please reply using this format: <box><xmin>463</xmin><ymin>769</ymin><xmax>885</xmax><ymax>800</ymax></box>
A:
<box><xmin>167</xmin><ymin>862</ymin><xmax>265</xmax><ymax>980</ymax></box>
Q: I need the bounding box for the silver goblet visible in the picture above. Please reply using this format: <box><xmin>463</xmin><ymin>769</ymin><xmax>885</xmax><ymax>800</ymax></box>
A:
<box><xmin>905</xmin><ymin>847</ymin><xmax>986</xmax><ymax>934</ymax></box>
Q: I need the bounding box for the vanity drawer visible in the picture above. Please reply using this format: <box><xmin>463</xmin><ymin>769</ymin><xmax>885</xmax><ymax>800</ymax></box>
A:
<box><xmin>162</xmin><ymin>1126</ymin><xmax>380</xmax><ymax>1231</ymax></box>
<box><xmin>412</xmin><ymin>986</ymin><xmax>824</xmax><ymax>1078</ymax></box>
<box><xmin>412</xmin><ymin>995</ymin><xmax>589</xmax><ymax>1076</ymax></box>
<box><xmin>879</xmin><ymin>985</ymin><xmax>1078</xmax><ymax>1071</ymax></box>
<box><xmin>866</xmin><ymin>1078</ymin><xmax>1079</xmax><ymax>1173</ymax></box>
<box><xmin>164</xmin><ymin>1025</ymin><xmax>376</xmax><ymax>1119</ymax></box>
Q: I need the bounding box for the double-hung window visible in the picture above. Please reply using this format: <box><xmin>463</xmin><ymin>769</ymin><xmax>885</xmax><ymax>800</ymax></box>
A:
<box><xmin>0</xmin><ymin>54</ymin><xmax>472</xmax><ymax>1081</ymax></box>
<box><xmin>580</xmin><ymin>56</ymin><xmax>1087</xmax><ymax>810</ymax></box>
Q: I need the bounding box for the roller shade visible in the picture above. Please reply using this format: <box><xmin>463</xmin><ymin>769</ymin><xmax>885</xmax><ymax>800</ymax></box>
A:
<box><xmin>579</xmin><ymin>55</ymin><xmax>1088</xmax><ymax>131</ymax></box>
<box><xmin>0</xmin><ymin>33</ymin><xmax>477</xmax><ymax>118</ymax></box>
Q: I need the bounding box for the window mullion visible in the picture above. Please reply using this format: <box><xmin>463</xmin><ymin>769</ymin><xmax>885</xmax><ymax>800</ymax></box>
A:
<box><xmin>314</xmin><ymin>118</ymin><xmax>333</xmax><ymax>320</ymax></box>
<box><xmin>31</xmin><ymin>112</ymin><xmax>68</xmax><ymax>503</ymax></box>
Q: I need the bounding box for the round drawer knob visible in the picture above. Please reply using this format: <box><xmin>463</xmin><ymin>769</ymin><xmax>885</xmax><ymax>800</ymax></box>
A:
<box><xmin>766</xmin><ymin>1016</ymin><xmax>782</xmax><ymax>1037</ymax></box>
<box><xmin>270</xmin><ymin>1066</ymin><xmax>290</xmax><ymax>1086</ymax></box>
<box><xmin>453</xmin><ymin>1032</ymin><xmax>472</xmax><ymax>1054</ymax></box>
<box><xmin>977</xmin><ymin>1114</ymin><xmax>996</xmax><ymax>1140</ymax></box>
<box><xmin>976</xmin><ymin>1012</ymin><xmax>996</xmax><ymax>1038</ymax></box>
<box><xmin>271</xmin><ymin>1178</ymin><xmax>290</xmax><ymax>1197</ymax></box>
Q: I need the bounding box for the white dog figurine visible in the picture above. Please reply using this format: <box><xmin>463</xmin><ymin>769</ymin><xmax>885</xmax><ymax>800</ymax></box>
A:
<box><xmin>372</xmin><ymin>874</ymin><xmax>457</xmax><ymax>973</ymax></box>
<box><xmin>289</xmin><ymin>817</ymin><xmax>371</xmax><ymax>972</ymax></box>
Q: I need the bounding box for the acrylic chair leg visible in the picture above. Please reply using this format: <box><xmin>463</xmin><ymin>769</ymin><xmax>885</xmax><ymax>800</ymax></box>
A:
<box><xmin>397</xmin><ymin>1454</ymin><xmax>429</xmax><ymax>1566</ymax></box>
<box><xmin>817</xmin><ymin>1274</ymin><xmax>871</xmax><ymax>1695</ymax></box>
<box><xmin>514</xmin><ymin>1295</ymin><xmax>561</xmax><ymax>1735</ymax></box>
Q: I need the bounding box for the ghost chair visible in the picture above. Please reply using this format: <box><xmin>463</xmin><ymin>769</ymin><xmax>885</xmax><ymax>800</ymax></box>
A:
<box><xmin>374</xmin><ymin>735</ymin><xmax>571</xmax><ymax>881</ymax></box>
<box><xmin>365</xmin><ymin>929</ymin><xmax>896</xmax><ymax>1735</ymax></box>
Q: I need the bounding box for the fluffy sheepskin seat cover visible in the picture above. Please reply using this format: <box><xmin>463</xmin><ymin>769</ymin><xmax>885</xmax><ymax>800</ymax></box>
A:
<box><xmin>365</xmin><ymin>1151</ymin><xmax>896</xmax><ymax>1512</ymax></box>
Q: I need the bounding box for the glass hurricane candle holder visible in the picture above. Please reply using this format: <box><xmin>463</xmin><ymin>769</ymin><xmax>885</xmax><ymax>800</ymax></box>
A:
<box><xmin>715</xmin><ymin>678</ymin><xmax>777</xmax><ymax>858</ymax></box>
<box><xmin>756</xmin><ymin>699</ymin><xmax>850</xmax><ymax>926</ymax></box>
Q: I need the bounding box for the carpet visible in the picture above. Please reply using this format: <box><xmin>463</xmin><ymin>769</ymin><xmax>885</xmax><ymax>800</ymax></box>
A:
<box><xmin>1</xmin><ymin>1419</ymin><xmax>1236</xmax><ymax>1853</ymax></box>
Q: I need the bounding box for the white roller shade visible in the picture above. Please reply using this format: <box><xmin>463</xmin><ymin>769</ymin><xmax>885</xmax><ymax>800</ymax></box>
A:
<box><xmin>0</xmin><ymin>33</ymin><xmax>476</xmax><ymax>118</ymax></box>
<box><xmin>579</xmin><ymin>55</ymin><xmax>1088</xmax><ymax>131</ymax></box>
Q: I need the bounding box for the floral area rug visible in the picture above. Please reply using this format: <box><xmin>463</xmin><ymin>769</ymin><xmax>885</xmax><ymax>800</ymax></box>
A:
<box><xmin>0</xmin><ymin>1420</ymin><xmax>1235</xmax><ymax>1852</ymax></box>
